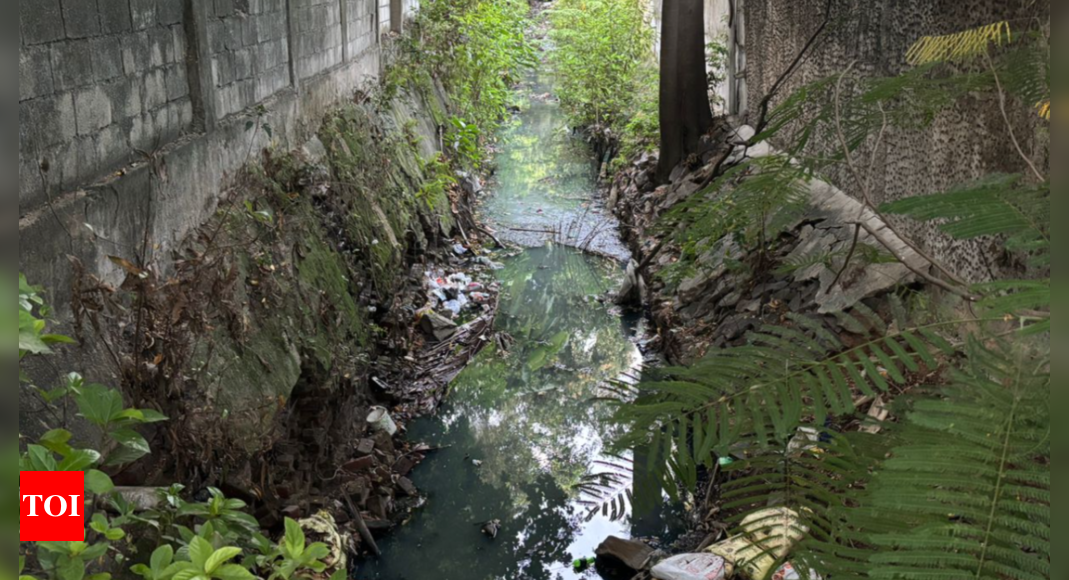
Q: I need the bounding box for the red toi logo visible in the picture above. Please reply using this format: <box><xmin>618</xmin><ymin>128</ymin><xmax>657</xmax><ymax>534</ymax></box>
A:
<box><xmin>20</xmin><ymin>471</ymin><xmax>86</xmax><ymax>542</ymax></box>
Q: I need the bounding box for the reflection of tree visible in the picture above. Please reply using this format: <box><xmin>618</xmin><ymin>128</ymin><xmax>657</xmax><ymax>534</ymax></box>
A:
<box><xmin>361</xmin><ymin>416</ymin><xmax>583</xmax><ymax>580</ymax></box>
<box><xmin>362</xmin><ymin>247</ymin><xmax>638</xmax><ymax>580</ymax></box>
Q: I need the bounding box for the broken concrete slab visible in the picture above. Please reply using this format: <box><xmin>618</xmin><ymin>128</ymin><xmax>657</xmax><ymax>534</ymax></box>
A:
<box><xmin>595</xmin><ymin>536</ymin><xmax>655</xmax><ymax>573</ymax></box>
<box><xmin>419</xmin><ymin>311</ymin><xmax>458</xmax><ymax>341</ymax></box>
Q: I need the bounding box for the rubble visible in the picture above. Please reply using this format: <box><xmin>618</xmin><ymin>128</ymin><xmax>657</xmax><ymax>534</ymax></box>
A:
<box><xmin>596</xmin><ymin>536</ymin><xmax>656</xmax><ymax>573</ymax></box>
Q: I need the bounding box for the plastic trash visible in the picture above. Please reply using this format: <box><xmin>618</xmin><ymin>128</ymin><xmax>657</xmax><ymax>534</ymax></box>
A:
<box><xmin>772</xmin><ymin>563</ymin><xmax>822</xmax><ymax>580</ymax></box>
<box><xmin>573</xmin><ymin>557</ymin><xmax>596</xmax><ymax>571</ymax></box>
<box><xmin>366</xmin><ymin>406</ymin><xmax>398</xmax><ymax>436</ymax></box>
<box><xmin>651</xmin><ymin>553</ymin><xmax>728</xmax><ymax>580</ymax></box>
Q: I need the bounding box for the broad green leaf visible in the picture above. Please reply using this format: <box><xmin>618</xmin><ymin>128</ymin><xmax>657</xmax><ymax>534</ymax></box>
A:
<box><xmin>188</xmin><ymin>537</ymin><xmax>214</xmax><ymax>572</ymax></box>
<box><xmin>110</xmin><ymin>429</ymin><xmax>151</xmax><ymax>455</ymax></box>
<box><xmin>283</xmin><ymin>518</ymin><xmax>306</xmax><ymax>558</ymax></box>
<box><xmin>203</xmin><ymin>548</ymin><xmax>242</xmax><ymax>575</ymax></box>
<box><xmin>211</xmin><ymin>565</ymin><xmax>254</xmax><ymax>580</ymax></box>
<box><xmin>56</xmin><ymin>556</ymin><xmax>86</xmax><ymax>580</ymax></box>
<box><xmin>150</xmin><ymin>545</ymin><xmax>175</xmax><ymax>578</ymax></box>
<box><xmin>86</xmin><ymin>470</ymin><xmax>115</xmax><ymax>495</ymax></box>
<box><xmin>75</xmin><ymin>385</ymin><xmax>124</xmax><ymax>428</ymax></box>
<box><xmin>27</xmin><ymin>445</ymin><xmax>58</xmax><ymax>471</ymax></box>
<box><xmin>58</xmin><ymin>449</ymin><xmax>101</xmax><ymax>472</ymax></box>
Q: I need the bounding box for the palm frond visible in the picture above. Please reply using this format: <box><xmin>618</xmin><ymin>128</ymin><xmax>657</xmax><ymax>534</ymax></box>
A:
<box><xmin>906</xmin><ymin>22</ymin><xmax>1012</xmax><ymax>66</ymax></box>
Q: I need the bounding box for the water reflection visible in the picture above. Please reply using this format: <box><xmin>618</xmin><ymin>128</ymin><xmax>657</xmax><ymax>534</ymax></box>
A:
<box><xmin>483</xmin><ymin>60</ymin><xmax>630</xmax><ymax>261</ymax></box>
<box><xmin>361</xmin><ymin>246</ymin><xmax>642</xmax><ymax>580</ymax></box>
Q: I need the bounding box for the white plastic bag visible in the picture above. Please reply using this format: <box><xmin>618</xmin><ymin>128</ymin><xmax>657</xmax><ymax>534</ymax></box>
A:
<box><xmin>772</xmin><ymin>562</ymin><xmax>822</xmax><ymax>580</ymax></box>
<box><xmin>651</xmin><ymin>554</ymin><xmax>728</xmax><ymax>580</ymax></box>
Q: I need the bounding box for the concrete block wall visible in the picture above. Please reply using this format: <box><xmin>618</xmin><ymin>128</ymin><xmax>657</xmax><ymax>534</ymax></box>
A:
<box><xmin>208</xmin><ymin>0</ymin><xmax>293</xmax><ymax>119</ymax></box>
<box><xmin>19</xmin><ymin>0</ymin><xmax>422</xmax><ymax>336</ymax></box>
<box><xmin>19</xmin><ymin>0</ymin><xmax>193</xmax><ymax>212</ymax></box>
<box><xmin>19</xmin><ymin>0</ymin><xmax>425</xmax><ymax>218</ymax></box>
<box><xmin>346</xmin><ymin>0</ymin><xmax>379</xmax><ymax>58</ymax></box>
<box><xmin>293</xmin><ymin>0</ymin><xmax>344</xmax><ymax>80</ymax></box>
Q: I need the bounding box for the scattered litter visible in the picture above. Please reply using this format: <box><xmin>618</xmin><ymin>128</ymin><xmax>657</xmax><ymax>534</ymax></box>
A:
<box><xmin>573</xmin><ymin>557</ymin><xmax>596</xmax><ymax>571</ymax></box>
<box><xmin>707</xmin><ymin>508</ymin><xmax>809</xmax><ymax>580</ymax></box>
<box><xmin>772</xmin><ymin>562</ymin><xmax>822</xmax><ymax>580</ymax></box>
<box><xmin>481</xmin><ymin>519</ymin><xmax>501</xmax><ymax>539</ymax></box>
<box><xmin>472</xmin><ymin>459</ymin><xmax>483</xmax><ymax>467</ymax></box>
<box><xmin>367</xmin><ymin>406</ymin><xmax>399</xmax><ymax>436</ymax></box>
<box><xmin>651</xmin><ymin>553</ymin><xmax>728</xmax><ymax>580</ymax></box>
<box><xmin>453</xmin><ymin>243</ymin><xmax>469</xmax><ymax>255</ymax></box>
<box><xmin>786</xmin><ymin>427</ymin><xmax>822</xmax><ymax>455</ymax></box>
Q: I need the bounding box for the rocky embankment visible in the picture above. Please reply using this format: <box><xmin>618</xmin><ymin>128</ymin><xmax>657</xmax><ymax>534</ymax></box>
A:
<box><xmin>607</xmin><ymin>120</ymin><xmax>930</xmax><ymax>365</ymax></box>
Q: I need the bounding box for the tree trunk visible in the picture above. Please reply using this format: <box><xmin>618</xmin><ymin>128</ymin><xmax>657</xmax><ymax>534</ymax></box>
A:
<box><xmin>658</xmin><ymin>0</ymin><xmax>713</xmax><ymax>182</ymax></box>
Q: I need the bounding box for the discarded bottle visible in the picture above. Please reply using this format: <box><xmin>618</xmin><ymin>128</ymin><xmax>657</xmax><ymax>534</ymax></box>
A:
<box><xmin>573</xmin><ymin>557</ymin><xmax>596</xmax><ymax>571</ymax></box>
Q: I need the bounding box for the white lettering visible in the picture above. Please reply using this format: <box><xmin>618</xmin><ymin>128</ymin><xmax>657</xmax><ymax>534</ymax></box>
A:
<box><xmin>43</xmin><ymin>495</ymin><xmax>68</xmax><ymax>517</ymax></box>
<box><xmin>69</xmin><ymin>495</ymin><xmax>81</xmax><ymax>517</ymax></box>
<box><xmin>22</xmin><ymin>495</ymin><xmax>44</xmax><ymax>516</ymax></box>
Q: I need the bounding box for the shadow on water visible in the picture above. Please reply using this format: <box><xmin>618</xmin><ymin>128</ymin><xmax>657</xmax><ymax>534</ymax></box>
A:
<box><xmin>360</xmin><ymin>246</ymin><xmax>659</xmax><ymax>580</ymax></box>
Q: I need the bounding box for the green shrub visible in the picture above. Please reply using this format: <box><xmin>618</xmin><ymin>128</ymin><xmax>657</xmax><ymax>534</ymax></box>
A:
<box><xmin>550</xmin><ymin>0</ymin><xmax>657</xmax><ymax>158</ymax></box>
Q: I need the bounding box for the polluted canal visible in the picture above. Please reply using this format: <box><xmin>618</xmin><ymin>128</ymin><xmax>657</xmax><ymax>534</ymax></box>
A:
<box><xmin>361</xmin><ymin>19</ymin><xmax>659</xmax><ymax>580</ymax></box>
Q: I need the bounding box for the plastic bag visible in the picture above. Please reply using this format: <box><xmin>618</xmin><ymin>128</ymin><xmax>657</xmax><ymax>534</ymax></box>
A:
<box><xmin>651</xmin><ymin>554</ymin><xmax>728</xmax><ymax>580</ymax></box>
<box><xmin>772</xmin><ymin>562</ymin><xmax>822</xmax><ymax>580</ymax></box>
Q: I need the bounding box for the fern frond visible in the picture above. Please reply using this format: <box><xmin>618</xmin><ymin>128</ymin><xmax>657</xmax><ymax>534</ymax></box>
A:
<box><xmin>860</xmin><ymin>341</ymin><xmax>1050</xmax><ymax>580</ymax></box>
<box><xmin>880</xmin><ymin>174</ymin><xmax>1050</xmax><ymax>266</ymax></box>
<box><xmin>906</xmin><ymin>22</ymin><xmax>1012</xmax><ymax>66</ymax></box>
<box><xmin>613</xmin><ymin>306</ymin><xmax>974</xmax><ymax>510</ymax></box>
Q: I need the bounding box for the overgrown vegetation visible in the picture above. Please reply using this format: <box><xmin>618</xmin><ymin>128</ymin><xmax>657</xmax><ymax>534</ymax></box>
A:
<box><xmin>385</xmin><ymin>0</ymin><xmax>535</xmax><ymax>168</ymax></box>
<box><xmin>611</xmin><ymin>21</ymin><xmax>1050</xmax><ymax>580</ymax></box>
<box><xmin>549</xmin><ymin>0</ymin><xmax>659</xmax><ymax>162</ymax></box>
<box><xmin>19</xmin><ymin>283</ymin><xmax>345</xmax><ymax>580</ymax></box>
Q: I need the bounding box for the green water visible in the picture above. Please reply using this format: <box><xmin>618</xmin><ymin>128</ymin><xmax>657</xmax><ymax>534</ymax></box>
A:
<box><xmin>360</xmin><ymin>247</ymin><xmax>642</xmax><ymax>580</ymax></box>
<box><xmin>482</xmin><ymin>50</ymin><xmax>630</xmax><ymax>261</ymax></box>
<box><xmin>360</xmin><ymin>34</ymin><xmax>648</xmax><ymax>580</ymax></box>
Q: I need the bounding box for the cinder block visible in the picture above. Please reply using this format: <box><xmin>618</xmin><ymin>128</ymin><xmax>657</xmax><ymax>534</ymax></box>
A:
<box><xmin>172</xmin><ymin>25</ymin><xmax>188</xmax><ymax>62</ymax></box>
<box><xmin>143</xmin><ymin>68</ymin><xmax>168</xmax><ymax>110</ymax></box>
<box><xmin>121</xmin><ymin>32</ymin><xmax>152</xmax><ymax>75</ymax></box>
<box><xmin>130</xmin><ymin>0</ymin><xmax>157</xmax><ymax>30</ymax></box>
<box><xmin>216</xmin><ymin>0</ymin><xmax>235</xmax><ymax>17</ymax></box>
<box><xmin>106</xmin><ymin>79</ymin><xmax>144</xmax><ymax>119</ymax></box>
<box><xmin>62</xmin><ymin>0</ymin><xmax>102</xmax><ymax>39</ymax></box>
<box><xmin>90</xmin><ymin>38</ymin><xmax>125</xmax><ymax>82</ymax></box>
<box><xmin>165</xmin><ymin>65</ymin><xmax>189</xmax><ymax>101</ymax></box>
<box><xmin>150</xmin><ymin>27</ymin><xmax>176</xmax><ymax>66</ymax></box>
<box><xmin>129</xmin><ymin>112</ymin><xmax>156</xmax><ymax>150</ymax></box>
<box><xmin>21</xmin><ymin>0</ymin><xmax>66</xmax><ymax>45</ymax></box>
<box><xmin>20</xmin><ymin>46</ymin><xmax>55</xmax><ymax>102</ymax></box>
<box><xmin>96</xmin><ymin>124</ymin><xmax>130</xmax><ymax>167</ymax></box>
<box><xmin>59</xmin><ymin>136</ymin><xmax>100</xmax><ymax>190</ymax></box>
<box><xmin>207</xmin><ymin>20</ymin><xmax>228</xmax><ymax>55</ymax></box>
<box><xmin>74</xmin><ymin>86</ymin><xmax>114</xmax><ymax>135</ymax></box>
<box><xmin>98</xmin><ymin>0</ymin><xmax>133</xmax><ymax>34</ymax></box>
<box><xmin>51</xmin><ymin>41</ymin><xmax>95</xmax><ymax>92</ymax></box>
<box><xmin>157</xmin><ymin>0</ymin><xmax>184</xmax><ymax>25</ymax></box>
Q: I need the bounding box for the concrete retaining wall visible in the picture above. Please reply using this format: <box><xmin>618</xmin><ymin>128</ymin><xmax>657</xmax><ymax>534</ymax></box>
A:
<box><xmin>738</xmin><ymin>0</ymin><xmax>1049</xmax><ymax>282</ymax></box>
<box><xmin>19</xmin><ymin>0</ymin><xmax>421</xmax><ymax>318</ymax></box>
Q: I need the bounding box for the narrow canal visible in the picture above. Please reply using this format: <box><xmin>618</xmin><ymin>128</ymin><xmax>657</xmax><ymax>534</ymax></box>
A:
<box><xmin>361</xmin><ymin>15</ymin><xmax>650</xmax><ymax>580</ymax></box>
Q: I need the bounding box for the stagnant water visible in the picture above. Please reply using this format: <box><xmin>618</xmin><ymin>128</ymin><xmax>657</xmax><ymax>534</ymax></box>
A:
<box><xmin>361</xmin><ymin>29</ymin><xmax>652</xmax><ymax>580</ymax></box>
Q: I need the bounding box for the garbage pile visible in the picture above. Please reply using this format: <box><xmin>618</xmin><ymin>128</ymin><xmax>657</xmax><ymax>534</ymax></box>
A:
<box><xmin>649</xmin><ymin>508</ymin><xmax>821</xmax><ymax>580</ymax></box>
<box><xmin>416</xmin><ymin>257</ymin><xmax>503</xmax><ymax>342</ymax></box>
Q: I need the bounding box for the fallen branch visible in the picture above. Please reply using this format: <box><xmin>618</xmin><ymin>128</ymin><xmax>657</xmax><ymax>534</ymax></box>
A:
<box><xmin>343</xmin><ymin>494</ymin><xmax>382</xmax><ymax>557</ymax></box>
